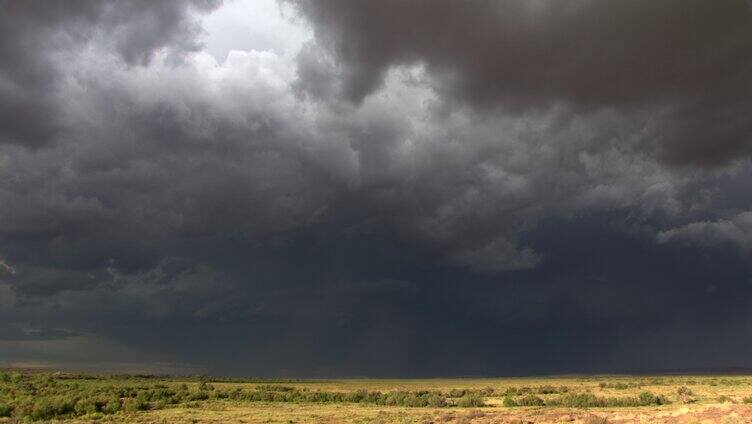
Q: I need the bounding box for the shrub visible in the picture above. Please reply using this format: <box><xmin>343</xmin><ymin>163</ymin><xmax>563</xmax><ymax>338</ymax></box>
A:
<box><xmin>717</xmin><ymin>395</ymin><xmax>733</xmax><ymax>403</ymax></box>
<box><xmin>638</xmin><ymin>392</ymin><xmax>656</xmax><ymax>405</ymax></box>
<box><xmin>448</xmin><ymin>389</ymin><xmax>466</xmax><ymax>398</ymax></box>
<box><xmin>187</xmin><ymin>390</ymin><xmax>209</xmax><ymax>401</ymax></box>
<box><xmin>75</xmin><ymin>398</ymin><xmax>99</xmax><ymax>415</ymax></box>
<box><xmin>0</xmin><ymin>404</ymin><xmax>11</xmax><ymax>417</ymax></box>
<box><xmin>558</xmin><ymin>393</ymin><xmax>603</xmax><ymax>408</ymax></box>
<box><xmin>426</xmin><ymin>394</ymin><xmax>446</xmax><ymax>408</ymax></box>
<box><xmin>31</xmin><ymin>399</ymin><xmax>55</xmax><ymax>421</ymax></box>
<box><xmin>0</xmin><ymin>371</ymin><xmax>8</xmax><ymax>383</ymax></box>
<box><xmin>10</xmin><ymin>401</ymin><xmax>32</xmax><ymax>419</ymax></box>
<box><xmin>677</xmin><ymin>386</ymin><xmax>693</xmax><ymax>396</ymax></box>
<box><xmin>103</xmin><ymin>399</ymin><xmax>122</xmax><ymax>414</ymax></box>
<box><xmin>537</xmin><ymin>385</ymin><xmax>557</xmax><ymax>394</ymax></box>
<box><xmin>598</xmin><ymin>382</ymin><xmax>631</xmax><ymax>390</ymax></box>
<box><xmin>503</xmin><ymin>396</ymin><xmax>517</xmax><ymax>407</ymax></box>
<box><xmin>516</xmin><ymin>395</ymin><xmax>545</xmax><ymax>407</ymax></box>
<box><xmin>457</xmin><ymin>393</ymin><xmax>485</xmax><ymax>408</ymax></box>
<box><xmin>123</xmin><ymin>398</ymin><xmax>149</xmax><ymax>412</ymax></box>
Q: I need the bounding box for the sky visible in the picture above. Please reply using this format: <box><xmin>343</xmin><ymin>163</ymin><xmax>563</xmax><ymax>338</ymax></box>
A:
<box><xmin>1</xmin><ymin>0</ymin><xmax>752</xmax><ymax>377</ymax></box>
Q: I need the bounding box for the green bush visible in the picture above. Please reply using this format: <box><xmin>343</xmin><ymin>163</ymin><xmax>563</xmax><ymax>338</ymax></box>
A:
<box><xmin>426</xmin><ymin>394</ymin><xmax>446</xmax><ymax>408</ymax></box>
<box><xmin>516</xmin><ymin>395</ymin><xmax>545</xmax><ymax>406</ymax></box>
<box><xmin>123</xmin><ymin>398</ymin><xmax>149</xmax><ymax>412</ymax></box>
<box><xmin>74</xmin><ymin>398</ymin><xmax>99</xmax><ymax>415</ymax></box>
<box><xmin>504</xmin><ymin>391</ymin><xmax>669</xmax><ymax>408</ymax></box>
<box><xmin>557</xmin><ymin>393</ymin><xmax>604</xmax><ymax>408</ymax></box>
<box><xmin>103</xmin><ymin>399</ymin><xmax>122</xmax><ymax>414</ymax></box>
<box><xmin>637</xmin><ymin>391</ymin><xmax>668</xmax><ymax>406</ymax></box>
<box><xmin>31</xmin><ymin>399</ymin><xmax>55</xmax><ymax>421</ymax></box>
<box><xmin>0</xmin><ymin>403</ymin><xmax>11</xmax><ymax>417</ymax></box>
<box><xmin>457</xmin><ymin>393</ymin><xmax>485</xmax><ymax>408</ymax></box>
<box><xmin>502</xmin><ymin>386</ymin><xmax>533</xmax><ymax>396</ymax></box>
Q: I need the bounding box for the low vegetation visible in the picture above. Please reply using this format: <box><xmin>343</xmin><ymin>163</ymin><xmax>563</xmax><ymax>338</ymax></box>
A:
<box><xmin>502</xmin><ymin>391</ymin><xmax>669</xmax><ymax>408</ymax></box>
<box><xmin>1</xmin><ymin>371</ymin><xmax>751</xmax><ymax>422</ymax></box>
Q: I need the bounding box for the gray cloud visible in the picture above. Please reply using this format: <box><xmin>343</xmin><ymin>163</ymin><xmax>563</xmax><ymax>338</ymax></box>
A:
<box><xmin>0</xmin><ymin>0</ymin><xmax>221</xmax><ymax>148</ymax></box>
<box><xmin>658</xmin><ymin>211</ymin><xmax>752</xmax><ymax>250</ymax></box>
<box><xmin>288</xmin><ymin>0</ymin><xmax>752</xmax><ymax>165</ymax></box>
<box><xmin>1</xmin><ymin>0</ymin><xmax>752</xmax><ymax>375</ymax></box>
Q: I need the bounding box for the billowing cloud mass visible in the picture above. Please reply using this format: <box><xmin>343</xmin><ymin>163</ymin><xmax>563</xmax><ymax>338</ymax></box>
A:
<box><xmin>0</xmin><ymin>0</ymin><xmax>220</xmax><ymax>147</ymax></box>
<box><xmin>1</xmin><ymin>0</ymin><xmax>752</xmax><ymax>376</ymax></box>
<box><xmin>289</xmin><ymin>0</ymin><xmax>752</xmax><ymax>165</ymax></box>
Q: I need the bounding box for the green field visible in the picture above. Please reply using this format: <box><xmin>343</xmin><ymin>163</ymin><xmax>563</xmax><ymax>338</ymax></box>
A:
<box><xmin>1</xmin><ymin>370</ymin><xmax>752</xmax><ymax>423</ymax></box>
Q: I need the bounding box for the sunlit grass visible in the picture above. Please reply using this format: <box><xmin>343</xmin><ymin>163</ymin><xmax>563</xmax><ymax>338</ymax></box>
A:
<box><xmin>2</xmin><ymin>370</ymin><xmax>752</xmax><ymax>423</ymax></box>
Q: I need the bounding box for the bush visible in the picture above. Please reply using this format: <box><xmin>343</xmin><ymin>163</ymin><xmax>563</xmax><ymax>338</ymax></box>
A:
<box><xmin>557</xmin><ymin>393</ymin><xmax>603</xmax><ymax>408</ymax></box>
<box><xmin>516</xmin><ymin>395</ymin><xmax>545</xmax><ymax>407</ymax></box>
<box><xmin>717</xmin><ymin>395</ymin><xmax>733</xmax><ymax>403</ymax></box>
<box><xmin>74</xmin><ymin>398</ymin><xmax>99</xmax><ymax>415</ymax></box>
<box><xmin>743</xmin><ymin>396</ymin><xmax>752</xmax><ymax>404</ymax></box>
<box><xmin>448</xmin><ymin>389</ymin><xmax>466</xmax><ymax>397</ymax></box>
<box><xmin>31</xmin><ymin>399</ymin><xmax>55</xmax><ymax>421</ymax></box>
<box><xmin>426</xmin><ymin>394</ymin><xmax>446</xmax><ymax>408</ymax></box>
<box><xmin>457</xmin><ymin>393</ymin><xmax>485</xmax><ymax>408</ymax></box>
<box><xmin>0</xmin><ymin>404</ymin><xmax>11</xmax><ymax>417</ymax></box>
<box><xmin>676</xmin><ymin>386</ymin><xmax>693</xmax><ymax>396</ymax></box>
<box><xmin>638</xmin><ymin>392</ymin><xmax>656</xmax><ymax>405</ymax></box>
<box><xmin>103</xmin><ymin>399</ymin><xmax>122</xmax><ymax>414</ymax></box>
<box><xmin>598</xmin><ymin>382</ymin><xmax>630</xmax><ymax>390</ymax></box>
<box><xmin>503</xmin><ymin>391</ymin><xmax>669</xmax><ymax>408</ymax></box>
<box><xmin>535</xmin><ymin>385</ymin><xmax>568</xmax><ymax>394</ymax></box>
<box><xmin>123</xmin><ymin>398</ymin><xmax>149</xmax><ymax>412</ymax></box>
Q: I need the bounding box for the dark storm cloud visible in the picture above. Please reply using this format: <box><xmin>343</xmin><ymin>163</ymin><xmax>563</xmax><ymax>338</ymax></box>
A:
<box><xmin>2</xmin><ymin>0</ymin><xmax>752</xmax><ymax>376</ymax></box>
<box><xmin>0</xmin><ymin>0</ymin><xmax>221</xmax><ymax>148</ymax></box>
<box><xmin>289</xmin><ymin>0</ymin><xmax>752</xmax><ymax>165</ymax></box>
<box><xmin>0</xmin><ymin>323</ymin><xmax>75</xmax><ymax>342</ymax></box>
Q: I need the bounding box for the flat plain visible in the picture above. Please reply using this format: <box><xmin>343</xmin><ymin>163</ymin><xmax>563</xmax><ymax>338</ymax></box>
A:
<box><xmin>2</xmin><ymin>371</ymin><xmax>752</xmax><ymax>423</ymax></box>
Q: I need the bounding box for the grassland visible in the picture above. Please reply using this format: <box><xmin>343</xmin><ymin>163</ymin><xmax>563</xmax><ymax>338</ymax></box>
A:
<box><xmin>1</xmin><ymin>370</ymin><xmax>752</xmax><ymax>423</ymax></box>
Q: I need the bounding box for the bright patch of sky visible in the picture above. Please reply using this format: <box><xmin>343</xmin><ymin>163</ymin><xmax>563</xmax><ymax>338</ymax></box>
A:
<box><xmin>200</xmin><ymin>0</ymin><xmax>311</xmax><ymax>64</ymax></box>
